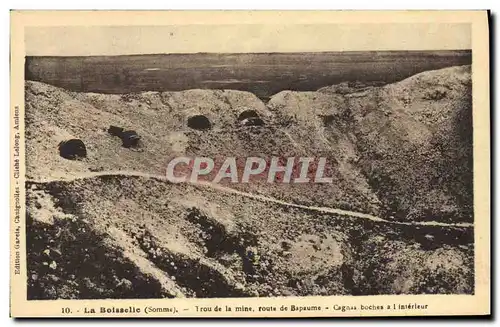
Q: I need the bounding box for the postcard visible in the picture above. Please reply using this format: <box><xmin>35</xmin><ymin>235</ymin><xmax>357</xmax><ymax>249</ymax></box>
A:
<box><xmin>10</xmin><ymin>10</ymin><xmax>490</xmax><ymax>317</ymax></box>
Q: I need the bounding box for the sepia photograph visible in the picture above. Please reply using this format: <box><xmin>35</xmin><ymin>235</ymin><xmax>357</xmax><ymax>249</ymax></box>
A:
<box><xmin>10</xmin><ymin>10</ymin><xmax>490</xmax><ymax>317</ymax></box>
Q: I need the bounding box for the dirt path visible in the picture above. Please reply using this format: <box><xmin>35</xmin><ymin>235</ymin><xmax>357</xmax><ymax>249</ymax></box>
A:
<box><xmin>26</xmin><ymin>170</ymin><xmax>473</xmax><ymax>229</ymax></box>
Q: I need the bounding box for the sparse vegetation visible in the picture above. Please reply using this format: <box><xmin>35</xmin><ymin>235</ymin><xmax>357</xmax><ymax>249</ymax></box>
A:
<box><xmin>24</xmin><ymin>65</ymin><xmax>474</xmax><ymax>299</ymax></box>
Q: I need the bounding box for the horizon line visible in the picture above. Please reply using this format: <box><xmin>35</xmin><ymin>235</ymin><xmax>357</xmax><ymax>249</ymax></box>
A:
<box><xmin>25</xmin><ymin>49</ymin><xmax>472</xmax><ymax>58</ymax></box>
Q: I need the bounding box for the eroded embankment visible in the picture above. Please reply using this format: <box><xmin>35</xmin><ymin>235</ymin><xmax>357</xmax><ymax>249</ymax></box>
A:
<box><xmin>26</xmin><ymin>174</ymin><xmax>474</xmax><ymax>299</ymax></box>
<box><xmin>25</xmin><ymin>65</ymin><xmax>474</xmax><ymax>224</ymax></box>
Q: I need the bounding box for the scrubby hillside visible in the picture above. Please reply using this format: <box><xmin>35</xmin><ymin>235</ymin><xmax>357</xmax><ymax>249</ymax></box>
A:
<box><xmin>24</xmin><ymin>65</ymin><xmax>474</xmax><ymax>299</ymax></box>
<box><xmin>345</xmin><ymin>65</ymin><xmax>473</xmax><ymax>222</ymax></box>
<box><xmin>26</xmin><ymin>175</ymin><xmax>473</xmax><ymax>299</ymax></box>
<box><xmin>25</xmin><ymin>82</ymin><xmax>270</xmax><ymax>179</ymax></box>
<box><xmin>25</xmin><ymin>80</ymin><xmax>380</xmax><ymax>215</ymax></box>
<box><xmin>26</xmin><ymin>65</ymin><xmax>472</xmax><ymax>223</ymax></box>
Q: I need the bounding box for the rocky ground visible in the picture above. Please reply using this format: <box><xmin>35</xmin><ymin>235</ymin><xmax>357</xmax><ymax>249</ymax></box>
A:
<box><xmin>25</xmin><ymin>65</ymin><xmax>474</xmax><ymax>299</ymax></box>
